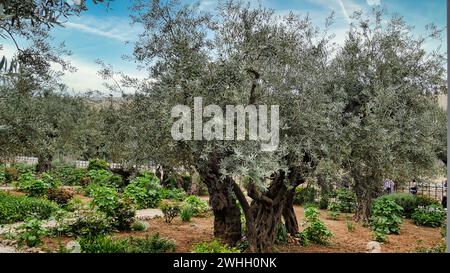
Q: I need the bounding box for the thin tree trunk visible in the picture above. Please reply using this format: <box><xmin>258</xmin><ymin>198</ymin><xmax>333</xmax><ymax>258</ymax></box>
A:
<box><xmin>36</xmin><ymin>154</ymin><xmax>52</xmax><ymax>173</ymax></box>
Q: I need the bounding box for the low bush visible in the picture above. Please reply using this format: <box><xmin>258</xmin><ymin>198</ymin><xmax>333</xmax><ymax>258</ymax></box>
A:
<box><xmin>50</xmin><ymin>165</ymin><xmax>86</xmax><ymax>186</ymax></box>
<box><xmin>180</xmin><ymin>205</ymin><xmax>194</xmax><ymax>222</ymax></box>
<box><xmin>371</xmin><ymin>198</ymin><xmax>403</xmax><ymax>236</ymax></box>
<box><xmin>15</xmin><ymin>172</ymin><xmax>54</xmax><ymax>197</ymax></box>
<box><xmin>183</xmin><ymin>195</ymin><xmax>209</xmax><ymax>216</ymax></box>
<box><xmin>85</xmin><ymin>169</ymin><xmax>121</xmax><ymax>189</ymax></box>
<box><xmin>411</xmin><ymin>204</ymin><xmax>446</xmax><ymax>227</ymax></box>
<box><xmin>334</xmin><ymin>188</ymin><xmax>356</xmax><ymax>213</ymax></box>
<box><xmin>87</xmin><ymin>159</ymin><xmax>109</xmax><ymax>171</ymax></box>
<box><xmin>160</xmin><ymin>200</ymin><xmax>180</xmax><ymax>223</ymax></box>
<box><xmin>0</xmin><ymin>192</ymin><xmax>59</xmax><ymax>224</ymax></box>
<box><xmin>131</xmin><ymin>221</ymin><xmax>148</xmax><ymax>232</ymax></box>
<box><xmin>66</xmin><ymin>196</ymin><xmax>86</xmax><ymax>212</ymax></box>
<box><xmin>3</xmin><ymin>167</ymin><xmax>19</xmax><ymax>183</ymax></box>
<box><xmin>301</xmin><ymin>207</ymin><xmax>333</xmax><ymax>245</ymax></box>
<box><xmin>47</xmin><ymin>187</ymin><xmax>74</xmax><ymax>205</ymax></box>
<box><xmin>16</xmin><ymin>218</ymin><xmax>48</xmax><ymax>247</ymax></box>
<box><xmin>79</xmin><ymin>233</ymin><xmax>176</xmax><ymax>253</ymax></box>
<box><xmin>123</xmin><ymin>173</ymin><xmax>162</xmax><ymax>209</ymax></box>
<box><xmin>56</xmin><ymin>208</ymin><xmax>112</xmax><ymax>237</ymax></box>
<box><xmin>192</xmin><ymin>239</ymin><xmax>240</xmax><ymax>253</ymax></box>
<box><xmin>111</xmin><ymin>200</ymin><xmax>136</xmax><ymax>231</ymax></box>
<box><xmin>376</xmin><ymin>193</ymin><xmax>439</xmax><ymax>218</ymax></box>
<box><xmin>275</xmin><ymin>223</ymin><xmax>288</xmax><ymax>244</ymax></box>
<box><xmin>160</xmin><ymin>188</ymin><xmax>187</xmax><ymax>201</ymax></box>
<box><xmin>293</xmin><ymin>187</ymin><xmax>317</xmax><ymax>206</ymax></box>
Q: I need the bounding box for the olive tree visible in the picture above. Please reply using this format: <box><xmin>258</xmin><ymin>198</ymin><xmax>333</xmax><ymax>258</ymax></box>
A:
<box><xmin>329</xmin><ymin>10</ymin><xmax>447</xmax><ymax>221</ymax></box>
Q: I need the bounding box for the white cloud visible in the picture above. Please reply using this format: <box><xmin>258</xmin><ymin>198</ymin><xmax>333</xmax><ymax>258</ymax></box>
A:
<box><xmin>367</xmin><ymin>0</ymin><xmax>381</xmax><ymax>6</ymax></box>
<box><xmin>63</xmin><ymin>16</ymin><xmax>141</xmax><ymax>42</ymax></box>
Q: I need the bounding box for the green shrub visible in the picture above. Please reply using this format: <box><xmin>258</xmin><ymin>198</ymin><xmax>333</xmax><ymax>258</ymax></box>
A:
<box><xmin>371</xmin><ymin>198</ymin><xmax>403</xmax><ymax>235</ymax></box>
<box><xmin>123</xmin><ymin>173</ymin><xmax>162</xmax><ymax>209</ymax></box>
<box><xmin>85</xmin><ymin>169</ymin><xmax>121</xmax><ymax>189</ymax></box>
<box><xmin>111</xmin><ymin>200</ymin><xmax>136</xmax><ymax>231</ymax></box>
<box><xmin>47</xmin><ymin>187</ymin><xmax>74</xmax><ymax>205</ymax></box>
<box><xmin>15</xmin><ymin>172</ymin><xmax>53</xmax><ymax>197</ymax></box>
<box><xmin>183</xmin><ymin>195</ymin><xmax>209</xmax><ymax>216</ymax></box>
<box><xmin>346</xmin><ymin>217</ymin><xmax>355</xmax><ymax>232</ymax></box>
<box><xmin>16</xmin><ymin>218</ymin><xmax>48</xmax><ymax>247</ymax></box>
<box><xmin>376</xmin><ymin>193</ymin><xmax>439</xmax><ymax>218</ymax></box>
<box><xmin>90</xmin><ymin>185</ymin><xmax>119</xmax><ymax>216</ymax></box>
<box><xmin>160</xmin><ymin>188</ymin><xmax>187</xmax><ymax>201</ymax></box>
<box><xmin>301</xmin><ymin>207</ymin><xmax>333</xmax><ymax>245</ymax></box>
<box><xmin>0</xmin><ymin>192</ymin><xmax>59</xmax><ymax>224</ymax></box>
<box><xmin>318</xmin><ymin>196</ymin><xmax>329</xmax><ymax>210</ymax></box>
<box><xmin>87</xmin><ymin>159</ymin><xmax>109</xmax><ymax>171</ymax></box>
<box><xmin>127</xmin><ymin>234</ymin><xmax>176</xmax><ymax>253</ymax></box>
<box><xmin>335</xmin><ymin>189</ymin><xmax>356</xmax><ymax>213</ymax></box>
<box><xmin>192</xmin><ymin>239</ymin><xmax>240</xmax><ymax>253</ymax></box>
<box><xmin>372</xmin><ymin>231</ymin><xmax>388</xmax><ymax>243</ymax></box>
<box><xmin>293</xmin><ymin>187</ymin><xmax>317</xmax><ymax>206</ymax></box>
<box><xmin>275</xmin><ymin>223</ymin><xmax>288</xmax><ymax>244</ymax></box>
<box><xmin>131</xmin><ymin>221</ymin><xmax>148</xmax><ymax>232</ymax></box>
<box><xmin>50</xmin><ymin>165</ymin><xmax>86</xmax><ymax>186</ymax></box>
<box><xmin>3</xmin><ymin>167</ymin><xmax>19</xmax><ymax>182</ymax></box>
<box><xmin>56</xmin><ymin>208</ymin><xmax>112</xmax><ymax>237</ymax></box>
<box><xmin>66</xmin><ymin>196</ymin><xmax>86</xmax><ymax>212</ymax></box>
<box><xmin>180</xmin><ymin>205</ymin><xmax>194</xmax><ymax>222</ymax></box>
<box><xmin>411</xmin><ymin>205</ymin><xmax>446</xmax><ymax>227</ymax></box>
<box><xmin>80</xmin><ymin>233</ymin><xmax>176</xmax><ymax>253</ymax></box>
<box><xmin>160</xmin><ymin>200</ymin><xmax>180</xmax><ymax>223</ymax></box>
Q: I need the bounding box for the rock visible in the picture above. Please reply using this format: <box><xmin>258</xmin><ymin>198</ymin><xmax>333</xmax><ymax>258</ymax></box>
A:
<box><xmin>66</xmin><ymin>241</ymin><xmax>81</xmax><ymax>253</ymax></box>
<box><xmin>366</xmin><ymin>241</ymin><xmax>382</xmax><ymax>253</ymax></box>
<box><xmin>190</xmin><ymin>223</ymin><xmax>199</xmax><ymax>228</ymax></box>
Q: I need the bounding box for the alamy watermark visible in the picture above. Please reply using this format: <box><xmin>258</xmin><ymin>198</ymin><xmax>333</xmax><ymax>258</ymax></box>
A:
<box><xmin>171</xmin><ymin>97</ymin><xmax>279</xmax><ymax>152</ymax></box>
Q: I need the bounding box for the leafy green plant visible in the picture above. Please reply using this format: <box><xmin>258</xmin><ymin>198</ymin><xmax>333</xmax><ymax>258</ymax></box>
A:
<box><xmin>335</xmin><ymin>188</ymin><xmax>357</xmax><ymax>213</ymax></box>
<box><xmin>275</xmin><ymin>223</ymin><xmax>288</xmax><ymax>244</ymax></box>
<box><xmin>180</xmin><ymin>205</ymin><xmax>194</xmax><ymax>222</ymax></box>
<box><xmin>90</xmin><ymin>185</ymin><xmax>119</xmax><ymax>216</ymax></box>
<box><xmin>371</xmin><ymin>198</ymin><xmax>403</xmax><ymax>235</ymax></box>
<box><xmin>293</xmin><ymin>187</ymin><xmax>317</xmax><ymax>206</ymax></box>
<box><xmin>301</xmin><ymin>207</ymin><xmax>333</xmax><ymax>245</ymax></box>
<box><xmin>183</xmin><ymin>195</ymin><xmax>209</xmax><ymax>216</ymax></box>
<box><xmin>131</xmin><ymin>221</ymin><xmax>148</xmax><ymax>231</ymax></box>
<box><xmin>346</xmin><ymin>217</ymin><xmax>355</xmax><ymax>232</ymax></box>
<box><xmin>376</xmin><ymin>193</ymin><xmax>439</xmax><ymax>218</ymax></box>
<box><xmin>47</xmin><ymin>187</ymin><xmax>74</xmax><ymax>205</ymax></box>
<box><xmin>16</xmin><ymin>218</ymin><xmax>48</xmax><ymax>247</ymax></box>
<box><xmin>160</xmin><ymin>200</ymin><xmax>180</xmax><ymax>223</ymax></box>
<box><xmin>328</xmin><ymin>210</ymin><xmax>340</xmax><ymax>220</ymax></box>
<box><xmin>160</xmin><ymin>188</ymin><xmax>187</xmax><ymax>201</ymax></box>
<box><xmin>123</xmin><ymin>173</ymin><xmax>162</xmax><ymax>209</ymax></box>
<box><xmin>66</xmin><ymin>196</ymin><xmax>86</xmax><ymax>212</ymax></box>
<box><xmin>79</xmin><ymin>233</ymin><xmax>176</xmax><ymax>253</ymax></box>
<box><xmin>15</xmin><ymin>172</ymin><xmax>53</xmax><ymax>197</ymax></box>
<box><xmin>56</xmin><ymin>208</ymin><xmax>112</xmax><ymax>237</ymax></box>
<box><xmin>411</xmin><ymin>205</ymin><xmax>446</xmax><ymax>227</ymax></box>
<box><xmin>50</xmin><ymin>165</ymin><xmax>86</xmax><ymax>186</ymax></box>
<box><xmin>372</xmin><ymin>231</ymin><xmax>388</xmax><ymax>243</ymax></box>
<box><xmin>0</xmin><ymin>192</ymin><xmax>59</xmax><ymax>224</ymax></box>
<box><xmin>111</xmin><ymin>200</ymin><xmax>136</xmax><ymax>231</ymax></box>
<box><xmin>87</xmin><ymin>159</ymin><xmax>109</xmax><ymax>171</ymax></box>
<box><xmin>85</xmin><ymin>169</ymin><xmax>121</xmax><ymax>189</ymax></box>
<box><xmin>192</xmin><ymin>239</ymin><xmax>240</xmax><ymax>253</ymax></box>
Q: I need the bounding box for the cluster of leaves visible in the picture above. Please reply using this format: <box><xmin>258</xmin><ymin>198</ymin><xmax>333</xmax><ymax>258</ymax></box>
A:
<box><xmin>334</xmin><ymin>189</ymin><xmax>357</xmax><ymax>213</ymax></box>
<box><xmin>123</xmin><ymin>173</ymin><xmax>162</xmax><ymax>209</ymax></box>
<box><xmin>16</xmin><ymin>218</ymin><xmax>48</xmax><ymax>247</ymax></box>
<box><xmin>79</xmin><ymin>233</ymin><xmax>176</xmax><ymax>253</ymax></box>
<box><xmin>47</xmin><ymin>187</ymin><xmax>74</xmax><ymax>205</ymax></box>
<box><xmin>89</xmin><ymin>185</ymin><xmax>136</xmax><ymax>230</ymax></box>
<box><xmin>50</xmin><ymin>164</ymin><xmax>86</xmax><ymax>186</ymax></box>
<box><xmin>160</xmin><ymin>188</ymin><xmax>187</xmax><ymax>201</ymax></box>
<box><xmin>159</xmin><ymin>200</ymin><xmax>180</xmax><ymax>223</ymax></box>
<box><xmin>87</xmin><ymin>159</ymin><xmax>109</xmax><ymax>171</ymax></box>
<box><xmin>85</xmin><ymin>169</ymin><xmax>122</xmax><ymax>190</ymax></box>
<box><xmin>192</xmin><ymin>239</ymin><xmax>240</xmax><ymax>253</ymax></box>
<box><xmin>0</xmin><ymin>191</ymin><xmax>59</xmax><ymax>224</ymax></box>
<box><xmin>275</xmin><ymin>223</ymin><xmax>288</xmax><ymax>244</ymax></box>
<box><xmin>411</xmin><ymin>205</ymin><xmax>446</xmax><ymax>228</ymax></box>
<box><xmin>55</xmin><ymin>208</ymin><xmax>112</xmax><ymax>237</ymax></box>
<box><xmin>15</xmin><ymin>172</ymin><xmax>58</xmax><ymax>197</ymax></box>
<box><xmin>377</xmin><ymin>193</ymin><xmax>439</xmax><ymax>218</ymax></box>
<box><xmin>300</xmin><ymin>207</ymin><xmax>333</xmax><ymax>245</ymax></box>
<box><xmin>293</xmin><ymin>187</ymin><xmax>317</xmax><ymax>206</ymax></box>
<box><xmin>370</xmin><ymin>198</ymin><xmax>404</xmax><ymax>242</ymax></box>
<box><xmin>183</xmin><ymin>195</ymin><xmax>209</xmax><ymax>216</ymax></box>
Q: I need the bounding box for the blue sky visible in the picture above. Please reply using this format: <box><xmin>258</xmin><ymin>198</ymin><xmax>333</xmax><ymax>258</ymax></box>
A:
<box><xmin>0</xmin><ymin>0</ymin><xmax>447</xmax><ymax>93</ymax></box>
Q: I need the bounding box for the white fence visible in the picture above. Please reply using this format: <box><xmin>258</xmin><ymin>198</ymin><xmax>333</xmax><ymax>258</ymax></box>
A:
<box><xmin>5</xmin><ymin>156</ymin><xmax>157</xmax><ymax>172</ymax></box>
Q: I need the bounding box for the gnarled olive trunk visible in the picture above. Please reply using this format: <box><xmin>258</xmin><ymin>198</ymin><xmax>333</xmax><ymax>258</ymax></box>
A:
<box><xmin>197</xmin><ymin>160</ymin><xmax>242</xmax><ymax>245</ymax></box>
<box><xmin>36</xmin><ymin>154</ymin><xmax>52</xmax><ymax>173</ymax></box>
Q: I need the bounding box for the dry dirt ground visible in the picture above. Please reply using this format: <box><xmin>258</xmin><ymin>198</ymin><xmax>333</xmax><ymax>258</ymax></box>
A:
<box><xmin>40</xmin><ymin>206</ymin><xmax>442</xmax><ymax>253</ymax></box>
